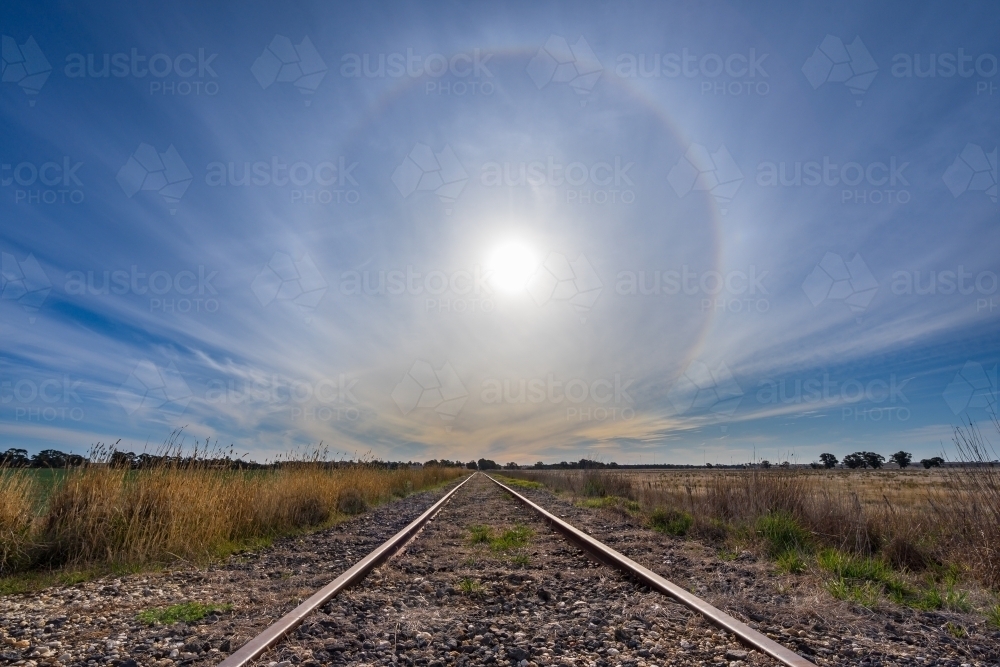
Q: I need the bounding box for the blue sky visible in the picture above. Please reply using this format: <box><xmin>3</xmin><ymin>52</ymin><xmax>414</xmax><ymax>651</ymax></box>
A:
<box><xmin>1</xmin><ymin>0</ymin><xmax>997</xmax><ymax>465</ymax></box>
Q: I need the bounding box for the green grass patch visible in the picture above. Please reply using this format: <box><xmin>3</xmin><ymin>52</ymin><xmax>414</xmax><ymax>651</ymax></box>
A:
<box><xmin>986</xmin><ymin>604</ymin><xmax>1000</xmax><ymax>629</ymax></box>
<box><xmin>576</xmin><ymin>495</ymin><xmax>640</xmax><ymax>513</ymax></box>
<box><xmin>776</xmin><ymin>550</ymin><xmax>807</xmax><ymax>574</ymax></box>
<box><xmin>648</xmin><ymin>508</ymin><xmax>694</xmax><ymax>536</ymax></box>
<box><xmin>816</xmin><ymin>548</ymin><xmax>973</xmax><ymax>612</ymax></box>
<box><xmin>756</xmin><ymin>512</ymin><xmax>810</xmax><ymax>557</ymax></box>
<box><xmin>827</xmin><ymin>578</ymin><xmax>881</xmax><ymax>608</ymax></box>
<box><xmin>467</xmin><ymin>524</ymin><xmax>532</xmax><ymax>551</ymax></box>
<box><xmin>490</xmin><ymin>525</ymin><xmax>532</xmax><ymax>551</ymax></box>
<box><xmin>137</xmin><ymin>601</ymin><xmax>231</xmax><ymax>625</ymax></box>
<box><xmin>818</xmin><ymin>549</ymin><xmax>893</xmax><ymax>581</ymax></box>
<box><xmin>1</xmin><ymin>560</ymin><xmax>154</xmax><ymax>597</ymax></box>
<box><xmin>457</xmin><ymin>577</ymin><xmax>482</xmax><ymax>595</ymax></box>
<box><xmin>0</xmin><ymin>568</ymin><xmax>98</xmax><ymax>596</ymax></box>
<box><xmin>510</xmin><ymin>554</ymin><xmax>530</xmax><ymax>567</ymax></box>
<box><xmin>717</xmin><ymin>548</ymin><xmax>740</xmax><ymax>562</ymax></box>
<box><xmin>468</xmin><ymin>524</ymin><xmax>493</xmax><ymax>545</ymax></box>
<box><xmin>493</xmin><ymin>475</ymin><xmax>544</xmax><ymax>490</ymax></box>
<box><xmin>944</xmin><ymin>622</ymin><xmax>967</xmax><ymax>639</ymax></box>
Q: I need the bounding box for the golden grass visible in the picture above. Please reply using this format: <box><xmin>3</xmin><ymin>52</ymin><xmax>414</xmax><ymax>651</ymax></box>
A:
<box><xmin>0</xmin><ymin>463</ymin><xmax>465</xmax><ymax>578</ymax></box>
<box><xmin>0</xmin><ymin>471</ymin><xmax>38</xmax><ymax>572</ymax></box>
<box><xmin>509</xmin><ymin>454</ymin><xmax>1000</xmax><ymax>589</ymax></box>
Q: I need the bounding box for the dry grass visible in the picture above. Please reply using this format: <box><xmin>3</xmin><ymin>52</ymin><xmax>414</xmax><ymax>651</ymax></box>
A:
<box><xmin>0</xmin><ymin>471</ymin><xmax>39</xmax><ymax>572</ymax></box>
<box><xmin>508</xmin><ymin>420</ymin><xmax>1000</xmax><ymax>591</ymax></box>
<box><xmin>0</xmin><ymin>461</ymin><xmax>464</xmax><ymax>578</ymax></box>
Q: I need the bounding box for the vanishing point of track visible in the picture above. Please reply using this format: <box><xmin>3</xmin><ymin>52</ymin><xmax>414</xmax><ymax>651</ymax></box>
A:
<box><xmin>218</xmin><ymin>473</ymin><xmax>817</xmax><ymax>667</ymax></box>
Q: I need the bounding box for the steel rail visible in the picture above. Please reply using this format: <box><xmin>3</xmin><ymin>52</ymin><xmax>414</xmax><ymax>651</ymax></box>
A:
<box><xmin>484</xmin><ymin>474</ymin><xmax>817</xmax><ymax>667</ymax></box>
<box><xmin>218</xmin><ymin>473</ymin><xmax>476</xmax><ymax>667</ymax></box>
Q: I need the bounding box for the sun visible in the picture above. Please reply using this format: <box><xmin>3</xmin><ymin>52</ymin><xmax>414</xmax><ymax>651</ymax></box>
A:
<box><xmin>486</xmin><ymin>240</ymin><xmax>539</xmax><ymax>295</ymax></box>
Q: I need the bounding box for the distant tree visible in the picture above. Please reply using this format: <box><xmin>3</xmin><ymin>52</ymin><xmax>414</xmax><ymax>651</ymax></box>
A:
<box><xmin>759</xmin><ymin>460</ymin><xmax>771</xmax><ymax>469</ymax></box>
<box><xmin>890</xmin><ymin>451</ymin><xmax>912</xmax><ymax>469</ymax></box>
<box><xmin>503</xmin><ymin>462</ymin><xmax>519</xmax><ymax>469</ymax></box>
<box><xmin>705</xmin><ymin>462</ymin><xmax>713</xmax><ymax>468</ymax></box>
<box><xmin>1</xmin><ymin>448</ymin><xmax>30</xmax><ymax>468</ymax></box>
<box><xmin>920</xmin><ymin>456</ymin><xmax>945</xmax><ymax>469</ymax></box>
<box><xmin>810</xmin><ymin>462</ymin><xmax>821</xmax><ymax>469</ymax></box>
<box><xmin>477</xmin><ymin>458</ymin><xmax>500</xmax><ymax>470</ymax></box>
<box><xmin>31</xmin><ymin>449</ymin><xmax>68</xmax><ymax>468</ymax></box>
<box><xmin>862</xmin><ymin>452</ymin><xmax>885</xmax><ymax>469</ymax></box>
<box><xmin>109</xmin><ymin>450</ymin><xmax>137</xmax><ymax>468</ymax></box>
<box><xmin>780</xmin><ymin>461</ymin><xmax>790</xmax><ymax>468</ymax></box>
<box><xmin>534</xmin><ymin>461</ymin><xmax>545</xmax><ymax>469</ymax></box>
<box><xmin>819</xmin><ymin>453</ymin><xmax>838</xmax><ymax>469</ymax></box>
<box><xmin>466</xmin><ymin>460</ymin><xmax>478</xmax><ymax>470</ymax></box>
<box><xmin>843</xmin><ymin>452</ymin><xmax>866</xmax><ymax>469</ymax></box>
<box><xmin>424</xmin><ymin>459</ymin><xmax>439</xmax><ymax>467</ymax></box>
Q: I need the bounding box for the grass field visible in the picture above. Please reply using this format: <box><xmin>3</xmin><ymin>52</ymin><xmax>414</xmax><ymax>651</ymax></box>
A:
<box><xmin>504</xmin><ymin>450</ymin><xmax>1000</xmax><ymax>622</ymax></box>
<box><xmin>0</xmin><ymin>461</ymin><xmax>466</xmax><ymax>591</ymax></box>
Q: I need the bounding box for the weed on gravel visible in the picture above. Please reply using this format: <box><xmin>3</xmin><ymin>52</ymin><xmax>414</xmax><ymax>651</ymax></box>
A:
<box><xmin>492</xmin><ymin>475</ymin><xmax>544</xmax><ymax>490</ymax></box>
<box><xmin>457</xmin><ymin>577</ymin><xmax>482</xmax><ymax>596</ymax></box>
<box><xmin>137</xmin><ymin>601</ymin><xmax>232</xmax><ymax>625</ymax></box>
<box><xmin>467</xmin><ymin>524</ymin><xmax>532</xmax><ymax>551</ymax></box>
<box><xmin>987</xmin><ymin>603</ymin><xmax>1000</xmax><ymax>629</ymax></box>
<box><xmin>490</xmin><ymin>525</ymin><xmax>532</xmax><ymax>551</ymax></box>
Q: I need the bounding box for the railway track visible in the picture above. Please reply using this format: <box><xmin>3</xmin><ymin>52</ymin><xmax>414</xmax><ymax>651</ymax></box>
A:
<box><xmin>220</xmin><ymin>472</ymin><xmax>816</xmax><ymax>667</ymax></box>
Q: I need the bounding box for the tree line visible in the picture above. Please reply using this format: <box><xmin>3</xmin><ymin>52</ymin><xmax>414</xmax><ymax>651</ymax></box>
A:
<box><xmin>3</xmin><ymin>448</ymin><xmax>952</xmax><ymax>472</ymax></box>
<box><xmin>0</xmin><ymin>447</ymin><xmax>427</xmax><ymax>470</ymax></box>
<box><xmin>811</xmin><ymin>451</ymin><xmax>946</xmax><ymax>470</ymax></box>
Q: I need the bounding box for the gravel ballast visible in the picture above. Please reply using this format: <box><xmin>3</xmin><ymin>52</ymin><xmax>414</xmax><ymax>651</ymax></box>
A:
<box><xmin>263</xmin><ymin>474</ymin><xmax>775</xmax><ymax>667</ymax></box>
